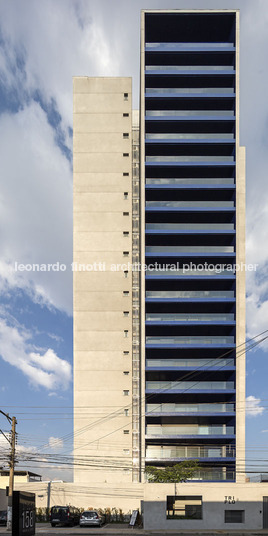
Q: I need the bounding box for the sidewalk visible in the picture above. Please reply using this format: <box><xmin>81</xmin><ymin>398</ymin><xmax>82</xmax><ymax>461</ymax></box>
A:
<box><xmin>1</xmin><ymin>524</ymin><xmax>268</xmax><ymax>535</ymax></box>
<box><xmin>2</xmin><ymin>525</ymin><xmax>268</xmax><ymax>535</ymax></box>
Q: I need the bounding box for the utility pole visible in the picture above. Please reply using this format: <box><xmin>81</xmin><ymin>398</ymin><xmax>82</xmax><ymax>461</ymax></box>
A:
<box><xmin>7</xmin><ymin>416</ymin><xmax>17</xmax><ymax>531</ymax></box>
<box><xmin>47</xmin><ymin>481</ymin><xmax>51</xmax><ymax>521</ymax></box>
<box><xmin>0</xmin><ymin>410</ymin><xmax>17</xmax><ymax>532</ymax></box>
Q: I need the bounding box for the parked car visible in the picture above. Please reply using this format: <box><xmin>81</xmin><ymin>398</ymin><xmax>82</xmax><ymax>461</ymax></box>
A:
<box><xmin>80</xmin><ymin>510</ymin><xmax>104</xmax><ymax>527</ymax></box>
<box><xmin>50</xmin><ymin>505</ymin><xmax>80</xmax><ymax>527</ymax></box>
<box><xmin>0</xmin><ymin>511</ymin><xmax>7</xmax><ymax>526</ymax></box>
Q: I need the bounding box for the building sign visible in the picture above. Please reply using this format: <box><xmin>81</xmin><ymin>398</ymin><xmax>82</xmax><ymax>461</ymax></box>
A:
<box><xmin>224</xmin><ymin>496</ymin><xmax>236</xmax><ymax>504</ymax></box>
<box><xmin>129</xmin><ymin>509</ymin><xmax>139</xmax><ymax>526</ymax></box>
<box><xmin>12</xmin><ymin>491</ymin><xmax>35</xmax><ymax>536</ymax></box>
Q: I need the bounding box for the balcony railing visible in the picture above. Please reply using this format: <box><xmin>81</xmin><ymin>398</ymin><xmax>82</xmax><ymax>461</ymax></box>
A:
<box><xmin>146</xmin><ymin>110</ymin><xmax>235</xmax><ymax>117</ymax></box>
<box><xmin>146</xmin><ymin>424</ymin><xmax>235</xmax><ymax>435</ymax></box>
<box><xmin>146</xmin><ymin>42</ymin><xmax>235</xmax><ymax>49</ymax></box>
<box><xmin>146</xmin><ymin>337</ymin><xmax>234</xmax><ymax>346</ymax></box>
<box><xmin>146</xmin><ymin>156</ymin><xmax>235</xmax><ymax>163</ymax></box>
<box><xmin>145</xmin><ymin>444</ymin><xmax>235</xmax><ymax>459</ymax></box>
<box><xmin>146</xmin><ymin>178</ymin><xmax>235</xmax><ymax>185</ymax></box>
<box><xmin>146</xmin><ymin>358</ymin><xmax>234</xmax><ymax>368</ymax></box>
<box><xmin>146</xmin><ymin>313</ymin><xmax>235</xmax><ymax>322</ymax></box>
<box><xmin>146</xmin><ymin>290</ymin><xmax>235</xmax><ymax>299</ymax></box>
<box><xmin>146</xmin><ymin>402</ymin><xmax>235</xmax><ymax>414</ymax></box>
<box><xmin>146</xmin><ymin>133</ymin><xmax>235</xmax><ymax>140</ymax></box>
<box><xmin>188</xmin><ymin>468</ymin><xmax>235</xmax><ymax>481</ymax></box>
<box><xmin>146</xmin><ymin>66</ymin><xmax>235</xmax><ymax>72</ymax></box>
<box><xmin>146</xmin><ymin>223</ymin><xmax>235</xmax><ymax>230</ymax></box>
<box><xmin>146</xmin><ymin>246</ymin><xmax>234</xmax><ymax>253</ymax></box>
<box><xmin>146</xmin><ymin>201</ymin><xmax>235</xmax><ymax>208</ymax></box>
<box><xmin>146</xmin><ymin>381</ymin><xmax>234</xmax><ymax>390</ymax></box>
<box><xmin>146</xmin><ymin>87</ymin><xmax>235</xmax><ymax>94</ymax></box>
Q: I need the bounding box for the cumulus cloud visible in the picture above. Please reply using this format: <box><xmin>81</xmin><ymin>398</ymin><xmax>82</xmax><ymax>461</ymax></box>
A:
<box><xmin>246</xmin><ymin>395</ymin><xmax>265</xmax><ymax>417</ymax></box>
<box><xmin>0</xmin><ymin>315</ymin><xmax>71</xmax><ymax>391</ymax></box>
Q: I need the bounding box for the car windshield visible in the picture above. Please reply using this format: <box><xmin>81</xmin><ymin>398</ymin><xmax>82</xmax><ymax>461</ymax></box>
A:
<box><xmin>52</xmin><ymin>507</ymin><xmax>68</xmax><ymax>513</ymax></box>
<box><xmin>83</xmin><ymin>511</ymin><xmax>98</xmax><ymax>518</ymax></box>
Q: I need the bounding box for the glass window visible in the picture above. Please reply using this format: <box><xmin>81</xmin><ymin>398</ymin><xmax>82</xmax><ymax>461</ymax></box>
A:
<box><xmin>225</xmin><ymin>510</ymin><xmax>244</xmax><ymax>523</ymax></box>
<box><xmin>166</xmin><ymin>496</ymin><xmax>202</xmax><ymax>520</ymax></box>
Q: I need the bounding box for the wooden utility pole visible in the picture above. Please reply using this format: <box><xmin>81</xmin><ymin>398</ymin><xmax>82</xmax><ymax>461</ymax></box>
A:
<box><xmin>7</xmin><ymin>416</ymin><xmax>17</xmax><ymax>531</ymax></box>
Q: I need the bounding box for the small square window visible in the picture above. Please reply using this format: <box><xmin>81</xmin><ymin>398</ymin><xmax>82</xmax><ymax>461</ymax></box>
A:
<box><xmin>123</xmin><ymin>391</ymin><xmax>129</xmax><ymax>397</ymax></box>
<box><xmin>123</xmin><ymin>251</ymin><xmax>129</xmax><ymax>257</ymax></box>
<box><xmin>123</xmin><ymin>429</ymin><xmax>130</xmax><ymax>434</ymax></box>
<box><xmin>123</xmin><ymin>113</ymin><xmax>129</xmax><ymax>117</ymax></box>
<box><xmin>123</xmin><ymin>231</ymin><xmax>129</xmax><ymax>237</ymax></box>
<box><xmin>124</xmin><ymin>192</ymin><xmax>128</xmax><ymax>199</ymax></box>
<box><xmin>123</xmin><ymin>448</ymin><xmax>130</xmax><ymax>455</ymax></box>
<box><xmin>225</xmin><ymin>511</ymin><xmax>244</xmax><ymax>523</ymax></box>
<box><xmin>123</xmin><ymin>153</ymin><xmax>129</xmax><ymax>157</ymax></box>
<box><xmin>124</xmin><ymin>271</ymin><xmax>129</xmax><ymax>278</ymax></box>
<box><xmin>123</xmin><ymin>351</ymin><xmax>129</xmax><ymax>355</ymax></box>
<box><xmin>123</xmin><ymin>133</ymin><xmax>129</xmax><ymax>139</ymax></box>
<box><xmin>124</xmin><ymin>409</ymin><xmax>129</xmax><ymax>416</ymax></box>
<box><xmin>123</xmin><ymin>212</ymin><xmax>129</xmax><ymax>216</ymax></box>
<box><xmin>123</xmin><ymin>291</ymin><xmax>129</xmax><ymax>296</ymax></box>
<box><xmin>123</xmin><ymin>172</ymin><xmax>129</xmax><ymax>176</ymax></box>
<box><xmin>123</xmin><ymin>371</ymin><xmax>129</xmax><ymax>376</ymax></box>
<box><xmin>124</xmin><ymin>330</ymin><xmax>128</xmax><ymax>338</ymax></box>
<box><xmin>123</xmin><ymin>311</ymin><xmax>129</xmax><ymax>317</ymax></box>
<box><xmin>124</xmin><ymin>93</ymin><xmax>128</xmax><ymax>100</ymax></box>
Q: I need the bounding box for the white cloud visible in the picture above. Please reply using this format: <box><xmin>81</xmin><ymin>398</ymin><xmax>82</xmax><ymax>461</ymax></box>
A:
<box><xmin>246</xmin><ymin>395</ymin><xmax>265</xmax><ymax>417</ymax></box>
<box><xmin>0</xmin><ymin>316</ymin><xmax>72</xmax><ymax>391</ymax></box>
<box><xmin>0</xmin><ymin>102</ymin><xmax>72</xmax><ymax>313</ymax></box>
<box><xmin>48</xmin><ymin>436</ymin><xmax>64</xmax><ymax>451</ymax></box>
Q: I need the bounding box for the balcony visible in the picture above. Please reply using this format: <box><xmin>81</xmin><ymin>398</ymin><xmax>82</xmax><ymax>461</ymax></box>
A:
<box><xmin>146</xmin><ymin>246</ymin><xmax>234</xmax><ymax>255</ymax></box>
<box><xmin>145</xmin><ymin>444</ymin><xmax>235</xmax><ymax>460</ymax></box>
<box><xmin>146</xmin><ymin>358</ymin><xmax>234</xmax><ymax>369</ymax></box>
<box><xmin>146</xmin><ymin>337</ymin><xmax>234</xmax><ymax>347</ymax></box>
<box><xmin>146</xmin><ymin>380</ymin><xmax>234</xmax><ymax>391</ymax></box>
<box><xmin>146</xmin><ymin>402</ymin><xmax>235</xmax><ymax>415</ymax></box>
<box><xmin>146</xmin><ymin>88</ymin><xmax>235</xmax><ymax>99</ymax></box>
<box><xmin>146</xmin><ymin>313</ymin><xmax>234</xmax><ymax>322</ymax></box>
<box><xmin>145</xmin><ymin>66</ymin><xmax>235</xmax><ymax>76</ymax></box>
<box><xmin>145</xmin><ymin>42</ymin><xmax>235</xmax><ymax>51</ymax></box>
<box><xmin>146</xmin><ymin>110</ymin><xmax>235</xmax><ymax>122</ymax></box>
<box><xmin>146</xmin><ymin>156</ymin><xmax>235</xmax><ymax>165</ymax></box>
<box><xmin>146</xmin><ymin>201</ymin><xmax>235</xmax><ymax>209</ymax></box>
<box><xmin>146</xmin><ymin>290</ymin><xmax>234</xmax><ymax>299</ymax></box>
<box><xmin>146</xmin><ymin>424</ymin><xmax>235</xmax><ymax>436</ymax></box>
<box><xmin>146</xmin><ymin>223</ymin><xmax>234</xmax><ymax>231</ymax></box>
<box><xmin>146</xmin><ymin>178</ymin><xmax>235</xmax><ymax>185</ymax></box>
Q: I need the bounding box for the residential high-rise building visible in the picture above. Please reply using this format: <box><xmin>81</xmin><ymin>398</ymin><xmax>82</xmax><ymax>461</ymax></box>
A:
<box><xmin>73</xmin><ymin>9</ymin><xmax>245</xmax><ymax>487</ymax></box>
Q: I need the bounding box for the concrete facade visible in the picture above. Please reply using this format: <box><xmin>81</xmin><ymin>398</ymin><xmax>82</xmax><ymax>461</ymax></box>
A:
<box><xmin>144</xmin><ymin>482</ymin><xmax>268</xmax><ymax>530</ymax></box>
<box><xmin>73</xmin><ymin>77</ymin><xmax>134</xmax><ymax>485</ymax></box>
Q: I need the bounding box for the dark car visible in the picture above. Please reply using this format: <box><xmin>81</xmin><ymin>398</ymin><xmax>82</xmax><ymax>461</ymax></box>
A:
<box><xmin>0</xmin><ymin>511</ymin><xmax>7</xmax><ymax>526</ymax></box>
<box><xmin>80</xmin><ymin>510</ymin><xmax>104</xmax><ymax>527</ymax></box>
<box><xmin>50</xmin><ymin>506</ymin><xmax>80</xmax><ymax>527</ymax></box>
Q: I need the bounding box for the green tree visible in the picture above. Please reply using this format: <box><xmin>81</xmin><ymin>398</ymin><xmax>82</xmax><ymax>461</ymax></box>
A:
<box><xmin>145</xmin><ymin>460</ymin><xmax>199</xmax><ymax>483</ymax></box>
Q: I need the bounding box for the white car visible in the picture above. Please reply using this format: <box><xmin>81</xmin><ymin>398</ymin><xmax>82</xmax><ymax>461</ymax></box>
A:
<box><xmin>80</xmin><ymin>511</ymin><xmax>104</xmax><ymax>527</ymax></box>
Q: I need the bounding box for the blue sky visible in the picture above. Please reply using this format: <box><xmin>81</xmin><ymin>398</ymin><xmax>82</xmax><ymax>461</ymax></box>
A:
<box><xmin>0</xmin><ymin>0</ymin><xmax>268</xmax><ymax>480</ymax></box>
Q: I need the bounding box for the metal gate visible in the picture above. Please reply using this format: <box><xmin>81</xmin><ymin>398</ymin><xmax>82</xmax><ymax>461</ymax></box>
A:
<box><xmin>263</xmin><ymin>497</ymin><xmax>268</xmax><ymax>528</ymax></box>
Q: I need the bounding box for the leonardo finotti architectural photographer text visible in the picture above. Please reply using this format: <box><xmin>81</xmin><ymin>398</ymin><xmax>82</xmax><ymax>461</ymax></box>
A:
<box><xmin>13</xmin><ymin>261</ymin><xmax>259</xmax><ymax>274</ymax></box>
